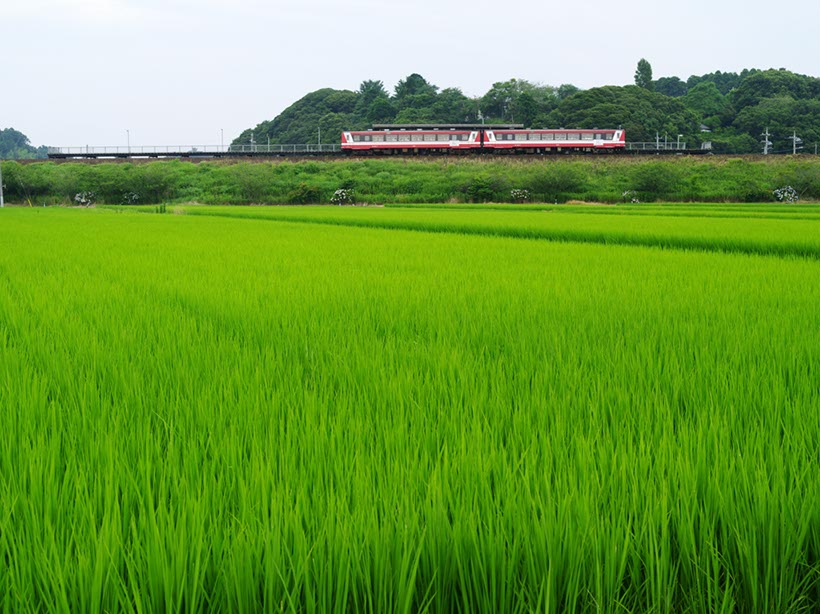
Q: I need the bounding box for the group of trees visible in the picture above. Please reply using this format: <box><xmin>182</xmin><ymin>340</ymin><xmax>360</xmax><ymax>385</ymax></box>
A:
<box><xmin>236</xmin><ymin>63</ymin><xmax>819</xmax><ymax>155</ymax></box>
<box><xmin>234</xmin><ymin>76</ymin><xmax>586</xmax><ymax>148</ymax></box>
<box><xmin>0</xmin><ymin>128</ymin><xmax>47</xmax><ymax>159</ymax></box>
<box><xmin>634</xmin><ymin>60</ymin><xmax>820</xmax><ymax>153</ymax></box>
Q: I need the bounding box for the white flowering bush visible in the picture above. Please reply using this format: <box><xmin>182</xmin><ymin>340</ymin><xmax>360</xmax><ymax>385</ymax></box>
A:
<box><xmin>510</xmin><ymin>188</ymin><xmax>531</xmax><ymax>203</ymax></box>
<box><xmin>773</xmin><ymin>186</ymin><xmax>799</xmax><ymax>203</ymax></box>
<box><xmin>331</xmin><ymin>189</ymin><xmax>354</xmax><ymax>205</ymax></box>
<box><xmin>622</xmin><ymin>190</ymin><xmax>640</xmax><ymax>204</ymax></box>
<box><xmin>122</xmin><ymin>191</ymin><xmax>140</xmax><ymax>205</ymax></box>
<box><xmin>74</xmin><ymin>191</ymin><xmax>95</xmax><ymax>206</ymax></box>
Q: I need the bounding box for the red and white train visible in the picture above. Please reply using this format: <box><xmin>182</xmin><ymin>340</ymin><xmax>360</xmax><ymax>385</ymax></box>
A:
<box><xmin>341</xmin><ymin>124</ymin><xmax>625</xmax><ymax>154</ymax></box>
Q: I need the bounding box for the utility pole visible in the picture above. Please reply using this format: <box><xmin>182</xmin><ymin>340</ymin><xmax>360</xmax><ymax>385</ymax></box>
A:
<box><xmin>221</xmin><ymin>128</ymin><xmax>224</xmax><ymax>152</ymax></box>
<box><xmin>788</xmin><ymin>130</ymin><xmax>802</xmax><ymax>155</ymax></box>
<box><xmin>126</xmin><ymin>129</ymin><xmax>130</xmax><ymax>153</ymax></box>
<box><xmin>761</xmin><ymin>127</ymin><xmax>772</xmax><ymax>155</ymax></box>
<box><xmin>0</xmin><ymin>157</ymin><xmax>4</xmax><ymax>208</ymax></box>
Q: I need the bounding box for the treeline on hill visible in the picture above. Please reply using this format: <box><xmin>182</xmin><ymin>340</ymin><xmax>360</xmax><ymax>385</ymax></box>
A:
<box><xmin>235</xmin><ymin>64</ymin><xmax>820</xmax><ymax>155</ymax></box>
<box><xmin>0</xmin><ymin>128</ymin><xmax>48</xmax><ymax>159</ymax></box>
<box><xmin>3</xmin><ymin>157</ymin><xmax>818</xmax><ymax>205</ymax></box>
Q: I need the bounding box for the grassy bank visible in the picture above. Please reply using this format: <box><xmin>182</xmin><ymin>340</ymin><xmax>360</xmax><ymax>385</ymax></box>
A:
<box><xmin>3</xmin><ymin>155</ymin><xmax>819</xmax><ymax>205</ymax></box>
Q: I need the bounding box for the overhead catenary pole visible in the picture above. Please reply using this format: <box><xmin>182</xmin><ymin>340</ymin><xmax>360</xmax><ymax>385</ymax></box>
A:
<box><xmin>0</xmin><ymin>157</ymin><xmax>4</xmax><ymax>208</ymax></box>
<box><xmin>788</xmin><ymin>130</ymin><xmax>803</xmax><ymax>155</ymax></box>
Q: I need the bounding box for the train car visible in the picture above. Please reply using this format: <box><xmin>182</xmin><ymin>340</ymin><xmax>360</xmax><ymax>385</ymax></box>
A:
<box><xmin>341</xmin><ymin>126</ymin><xmax>481</xmax><ymax>154</ymax></box>
<box><xmin>342</xmin><ymin>124</ymin><xmax>626</xmax><ymax>154</ymax></box>
<box><xmin>486</xmin><ymin>129</ymin><xmax>625</xmax><ymax>153</ymax></box>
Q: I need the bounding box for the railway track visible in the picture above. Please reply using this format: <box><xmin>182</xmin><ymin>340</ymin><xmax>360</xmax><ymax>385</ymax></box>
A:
<box><xmin>46</xmin><ymin>147</ymin><xmax>710</xmax><ymax>160</ymax></box>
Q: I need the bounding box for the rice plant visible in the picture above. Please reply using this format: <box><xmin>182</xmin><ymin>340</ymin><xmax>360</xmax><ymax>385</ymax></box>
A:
<box><xmin>0</xmin><ymin>206</ymin><xmax>818</xmax><ymax>612</ymax></box>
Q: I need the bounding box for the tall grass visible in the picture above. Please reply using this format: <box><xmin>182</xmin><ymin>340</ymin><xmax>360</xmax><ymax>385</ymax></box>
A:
<box><xmin>1</xmin><ymin>207</ymin><xmax>819</xmax><ymax>612</ymax></box>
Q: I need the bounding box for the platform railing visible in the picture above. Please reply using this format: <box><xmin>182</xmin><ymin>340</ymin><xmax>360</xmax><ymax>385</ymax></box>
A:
<box><xmin>625</xmin><ymin>141</ymin><xmax>687</xmax><ymax>151</ymax></box>
<box><xmin>47</xmin><ymin>144</ymin><xmax>342</xmax><ymax>156</ymax></box>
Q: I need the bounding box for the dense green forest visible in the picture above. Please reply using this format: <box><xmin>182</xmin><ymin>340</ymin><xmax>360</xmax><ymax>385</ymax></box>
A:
<box><xmin>235</xmin><ymin>63</ymin><xmax>820</xmax><ymax>155</ymax></box>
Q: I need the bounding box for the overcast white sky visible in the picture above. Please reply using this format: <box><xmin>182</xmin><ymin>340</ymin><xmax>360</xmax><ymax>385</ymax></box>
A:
<box><xmin>2</xmin><ymin>0</ymin><xmax>818</xmax><ymax>147</ymax></box>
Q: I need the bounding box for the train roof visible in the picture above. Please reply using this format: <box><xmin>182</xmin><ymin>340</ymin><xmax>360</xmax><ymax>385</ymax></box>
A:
<box><xmin>370</xmin><ymin>124</ymin><xmax>524</xmax><ymax>130</ymax></box>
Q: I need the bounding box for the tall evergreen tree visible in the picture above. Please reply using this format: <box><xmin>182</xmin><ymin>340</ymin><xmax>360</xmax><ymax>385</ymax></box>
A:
<box><xmin>635</xmin><ymin>59</ymin><xmax>654</xmax><ymax>91</ymax></box>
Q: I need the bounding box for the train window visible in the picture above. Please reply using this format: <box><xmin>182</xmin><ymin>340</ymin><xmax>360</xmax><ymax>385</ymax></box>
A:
<box><xmin>603</xmin><ymin>133</ymin><xmax>613</xmax><ymax>140</ymax></box>
<box><xmin>554</xmin><ymin>133</ymin><xmax>566</xmax><ymax>141</ymax></box>
<box><xmin>424</xmin><ymin>134</ymin><xmax>436</xmax><ymax>141</ymax></box>
<box><xmin>411</xmin><ymin>134</ymin><xmax>423</xmax><ymax>142</ymax></box>
<box><xmin>529</xmin><ymin>133</ymin><xmax>541</xmax><ymax>141</ymax></box>
<box><xmin>372</xmin><ymin>134</ymin><xmax>384</xmax><ymax>142</ymax></box>
<box><xmin>386</xmin><ymin>134</ymin><xmax>397</xmax><ymax>142</ymax></box>
<box><xmin>581</xmin><ymin>133</ymin><xmax>594</xmax><ymax>140</ymax></box>
<box><xmin>515</xmin><ymin>133</ymin><xmax>527</xmax><ymax>141</ymax></box>
<box><xmin>364</xmin><ymin>135</ymin><xmax>372</xmax><ymax>142</ymax></box>
<box><xmin>398</xmin><ymin>134</ymin><xmax>411</xmax><ymax>142</ymax></box>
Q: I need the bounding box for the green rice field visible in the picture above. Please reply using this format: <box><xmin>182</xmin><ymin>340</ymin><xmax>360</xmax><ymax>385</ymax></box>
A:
<box><xmin>1</xmin><ymin>203</ymin><xmax>819</xmax><ymax>612</ymax></box>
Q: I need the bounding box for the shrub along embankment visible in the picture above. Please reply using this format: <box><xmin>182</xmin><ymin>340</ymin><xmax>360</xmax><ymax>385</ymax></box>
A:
<box><xmin>2</xmin><ymin>155</ymin><xmax>818</xmax><ymax>205</ymax></box>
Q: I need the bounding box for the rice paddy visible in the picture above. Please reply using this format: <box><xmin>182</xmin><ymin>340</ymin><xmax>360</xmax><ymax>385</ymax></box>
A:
<box><xmin>1</xmin><ymin>204</ymin><xmax>819</xmax><ymax>612</ymax></box>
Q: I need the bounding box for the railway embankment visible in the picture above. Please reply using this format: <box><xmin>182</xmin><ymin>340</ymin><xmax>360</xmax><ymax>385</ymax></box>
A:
<box><xmin>2</xmin><ymin>155</ymin><xmax>818</xmax><ymax>205</ymax></box>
